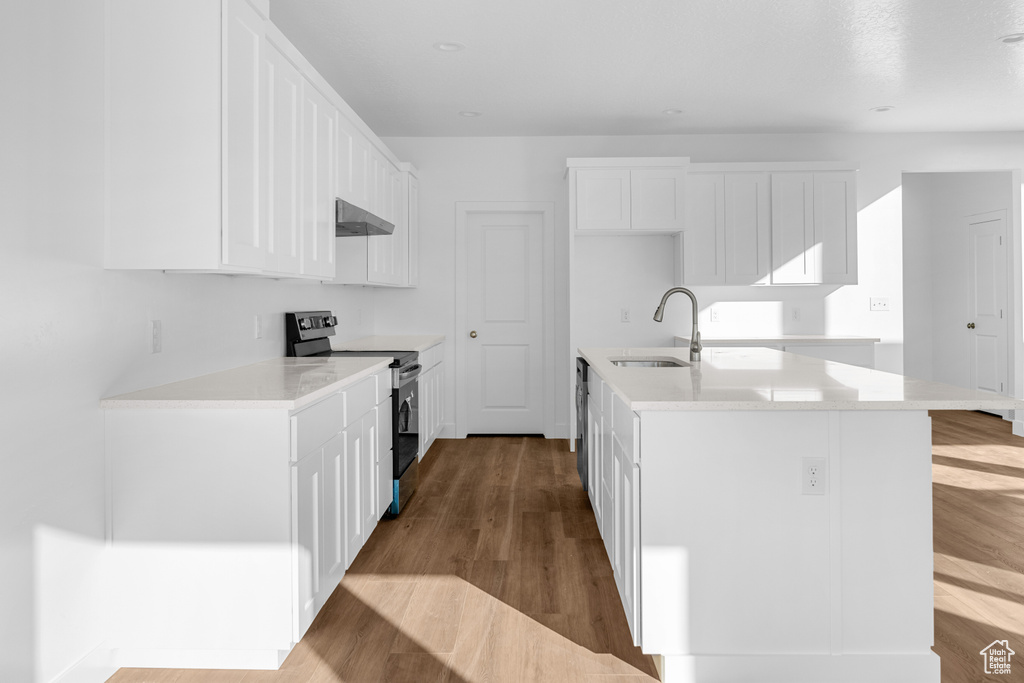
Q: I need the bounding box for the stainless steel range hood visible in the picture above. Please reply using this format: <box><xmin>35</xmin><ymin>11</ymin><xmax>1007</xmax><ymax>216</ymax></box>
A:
<box><xmin>335</xmin><ymin>198</ymin><xmax>395</xmax><ymax>237</ymax></box>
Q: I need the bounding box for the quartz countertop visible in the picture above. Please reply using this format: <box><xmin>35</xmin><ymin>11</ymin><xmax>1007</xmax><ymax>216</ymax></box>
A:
<box><xmin>101</xmin><ymin>356</ymin><xmax>392</xmax><ymax>410</ymax></box>
<box><xmin>331</xmin><ymin>335</ymin><xmax>445</xmax><ymax>353</ymax></box>
<box><xmin>580</xmin><ymin>346</ymin><xmax>1024</xmax><ymax>412</ymax></box>
<box><xmin>676</xmin><ymin>335</ymin><xmax>880</xmax><ymax>346</ymax></box>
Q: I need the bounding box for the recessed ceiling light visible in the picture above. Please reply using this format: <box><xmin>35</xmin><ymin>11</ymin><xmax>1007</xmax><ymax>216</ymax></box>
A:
<box><xmin>999</xmin><ymin>33</ymin><xmax>1024</xmax><ymax>44</ymax></box>
<box><xmin>663</xmin><ymin>108</ymin><xmax>684</xmax><ymax>115</ymax></box>
<box><xmin>434</xmin><ymin>42</ymin><xmax>465</xmax><ymax>52</ymax></box>
<box><xmin>459</xmin><ymin>111</ymin><xmax>482</xmax><ymax>118</ymax></box>
<box><xmin>870</xmin><ymin>105</ymin><xmax>895</xmax><ymax>112</ymax></box>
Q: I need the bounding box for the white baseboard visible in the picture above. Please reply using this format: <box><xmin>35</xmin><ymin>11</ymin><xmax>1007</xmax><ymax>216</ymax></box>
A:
<box><xmin>1013</xmin><ymin>419</ymin><xmax>1024</xmax><ymax>437</ymax></box>
<box><xmin>111</xmin><ymin>647</ymin><xmax>288</xmax><ymax>671</ymax></box>
<box><xmin>51</xmin><ymin>646</ymin><xmax>117</xmax><ymax>683</ymax></box>
<box><xmin>658</xmin><ymin>653</ymin><xmax>940</xmax><ymax>683</ymax></box>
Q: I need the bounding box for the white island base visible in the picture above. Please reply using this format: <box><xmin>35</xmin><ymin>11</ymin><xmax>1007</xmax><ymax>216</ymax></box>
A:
<box><xmin>641</xmin><ymin>409</ymin><xmax>938</xmax><ymax>682</ymax></box>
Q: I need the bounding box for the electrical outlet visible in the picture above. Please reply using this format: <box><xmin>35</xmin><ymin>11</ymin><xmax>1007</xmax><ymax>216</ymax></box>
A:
<box><xmin>621</xmin><ymin>308</ymin><xmax>631</xmax><ymax>323</ymax></box>
<box><xmin>710</xmin><ymin>307</ymin><xmax>720</xmax><ymax>323</ymax></box>
<box><xmin>802</xmin><ymin>457</ymin><xmax>827</xmax><ymax>495</ymax></box>
<box><xmin>792</xmin><ymin>307</ymin><xmax>801</xmax><ymax>321</ymax></box>
<box><xmin>870</xmin><ymin>297</ymin><xmax>890</xmax><ymax>312</ymax></box>
<box><xmin>150</xmin><ymin>320</ymin><xmax>162</xmax><ymax>354</ymax></box>
<box><xmin>254</xmin><ymin>314</ymin><xmax>262</xmax><ymax>340</ymax></box>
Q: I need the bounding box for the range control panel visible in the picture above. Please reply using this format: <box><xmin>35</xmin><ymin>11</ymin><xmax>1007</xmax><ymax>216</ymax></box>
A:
<box><xmin>285</xmin><ymin>311</ymin><xmax>337</xmax><ymax>343</ymax></box>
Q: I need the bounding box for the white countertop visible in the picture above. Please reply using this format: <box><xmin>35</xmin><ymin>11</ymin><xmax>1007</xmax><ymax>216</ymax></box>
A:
<box><xmin>101</xmin><ymin>357</ymin><xmax>393</xmax><ymax>410</ymax></box>
<box><xmin>580</xmin><ymin>346</ymin><xmax>1024</xmax><ymax>412</ymax></box>
<box><xmin>331</xmin><ymin>334</ymin><xmax>445</xmax><ymax>353</ymax></box>
<box><xmin>676</xmin><ymin>335</ymin><xmax>880</xmax><ymax>346</ymax></box>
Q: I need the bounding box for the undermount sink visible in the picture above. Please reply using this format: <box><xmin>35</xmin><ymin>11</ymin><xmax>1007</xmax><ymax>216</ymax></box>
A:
<box><xmin>610</xmin><ymin>358</ymin><xmax>689</xmax><ymax>368</ymax></box>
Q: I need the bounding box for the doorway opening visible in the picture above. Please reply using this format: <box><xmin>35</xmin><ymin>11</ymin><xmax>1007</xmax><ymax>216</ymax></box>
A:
<box><xmin>902</xmin><ymin>170</ymin><xmax>1020</xmax><ymax>423</ymax></box>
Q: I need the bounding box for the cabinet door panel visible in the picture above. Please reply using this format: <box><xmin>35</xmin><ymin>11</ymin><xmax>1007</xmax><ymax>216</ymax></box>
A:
<box><xmin>771</xmin><ymin>173</ymin><xmax>816</xmax><ymax>284</ymax></box>
<box><xmin>408</xmin><ymin>174</ymin><xmax>419</xmax><ymax>286</ymax></box>
<box><xmin>576</xmin><ymin>169</ymin><xmax>631</xmax><ymax>230</ymax></box>
<box><xmin>300</xmin><ymin>82</ymin><xmax>337</xmax><ymax>278</ymax></box>
<box><xmin>815</xmin><ymin>171</ymin><xmax>858</xmax><ymax>284</ymax></box>
<box><xmin>631</xmin><ymin>168</ymin><xmax>686</xmax><ymax>231</ymax></box>
<box><xmin>587</xmin><ymin>398</ymin><xmax>602</xmax><ymax>529</ymax></box>
<box><xmin>263</xmin><ymin>39</ymin><xmax>302</xmax><ymax>275</ymax></box>
<box><xmin>623</xmin><ymin>459</ymin><xmax>641</xmax><ymax>646</ymax></box>
<box><xmin>680</xmin><ymin>173</ymin><xmax>725</xmax><ymax>285</ymax></box>
<box><xmin>223</xmin><ymin>0</ymin><xmax>266</xmax><ymax>269</ymax></box>
<box><xmin>724</xmin><ymin>173</ymin><xmax>770</xmax><ymax>284</ymax></box>
<box><xmin>344</xmin><ymin>425</ymin><xmax>362</xmax><ymax>566</ymax></box>
<box><xmin>321</xmin><ymin>433</ymin><xmax>346</xmax><ymax>594</ymax></box>
<box><xmin>293</xmin><ymin>451</ymin><xmax>321</xmax><ymax>638</ymax></box>
<box><xmin>362</xmin><ymin>410</ymin><xmax>378</xmax><ymax>537</ymax></box>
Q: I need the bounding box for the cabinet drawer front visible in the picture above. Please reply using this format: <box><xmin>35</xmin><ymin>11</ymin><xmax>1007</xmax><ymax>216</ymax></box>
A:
<box><xmin>347</xmin><ymin>377</ymin><xmax>378</xmax><ymax>422</ymax></box>
<box><xmin>293</xmin><ymin>392</ymin><xmax>345</xmax><ymax>459</ymax></box>
<box><xmin>588</xmin><ymin>374</ymin><xmax>603</xmax><ymax>411</ymax></box>
<box><xmin>613</xmin><ymin>400</ymin><xmax>636</xmax><ymax>465</ymax></box>
<box><xmin>421</xmin><ymin>343</ymin><xmax>443</xmax><ymax>370</ymax></box>
<box><xmin>375</xmin><ymin>369</ymin><xmax>392</xmax><ymax>405</ymax></box>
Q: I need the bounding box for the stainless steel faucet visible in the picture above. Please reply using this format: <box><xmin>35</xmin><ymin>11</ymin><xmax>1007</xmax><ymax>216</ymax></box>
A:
<box><xmin>653</xmin><ymin>287</ymin><xmax>702</xmax><ymax>361</ymax></box>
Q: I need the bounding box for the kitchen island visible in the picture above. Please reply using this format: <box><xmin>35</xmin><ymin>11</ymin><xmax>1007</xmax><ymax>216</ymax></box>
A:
<box><xmin>579</xmin><ymin>346</ymin><xmax>1021</xmax><ymax>683</ymax></box>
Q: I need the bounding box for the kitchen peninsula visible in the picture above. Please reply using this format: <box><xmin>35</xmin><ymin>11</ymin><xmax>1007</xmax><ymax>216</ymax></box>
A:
<box><xmin>579</xmin><ymin>346</ymin><xmax>1021</xmax><ymax>683</ymax></box>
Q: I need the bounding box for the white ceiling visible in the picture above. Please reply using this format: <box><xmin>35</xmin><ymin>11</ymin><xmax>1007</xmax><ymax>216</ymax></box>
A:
<box><xmin>269</xmin><ymin>0</ymin><xmax>1024</xmax><ymax>137</ymax></box>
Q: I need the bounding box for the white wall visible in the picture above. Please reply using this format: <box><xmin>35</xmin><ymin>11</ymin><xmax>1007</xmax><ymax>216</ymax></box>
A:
<box><xmin>903</xmin><ymin>172</ymin><xmax>1013</xmax><ymax>386</ymax></box>
<box><xmin>1</xmin><ymin>3</ymin><xmax>374</xmax><ymax>681</ymax></box>
<box><xmin>381</xmin><ymin>133</ymin><xmax>1024</xmax><ymax>439</ymax></box>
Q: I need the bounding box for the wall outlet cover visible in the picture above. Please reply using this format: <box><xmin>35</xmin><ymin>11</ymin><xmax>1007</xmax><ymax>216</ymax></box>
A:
<box><xmin>150</xmin><ymin>320</ymin><xmax>162</xmax><ymax>354</ymax></box>
<box><xmin>870</xmin><ymin>297</ymin><xmax>890</xmax><ymax>311</ymax></box>
<box><xmin>802</xmin><ymin>457</ymin><xmax>827</xmax><ymax>495</ymax></box>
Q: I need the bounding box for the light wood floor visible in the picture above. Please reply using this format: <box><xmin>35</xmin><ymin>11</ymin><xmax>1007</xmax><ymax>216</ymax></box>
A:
<box><xmin>109</xmin><ymin>411</ymin><xmax>1024</xmax><ymax>683</ymax></box>
<box><xmin>931</xmin><ymin>410</ymin><xmax>1024</xmax><ymax>682</ymax></box>
<box><xmin>109</xmin><ymin>436</ymin><xmax>659</xmax><ymax>683</ymax></box>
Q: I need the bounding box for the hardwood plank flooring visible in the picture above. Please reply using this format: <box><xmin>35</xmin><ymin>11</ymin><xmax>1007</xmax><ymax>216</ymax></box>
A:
<box><xmin>109</xmin><ymin>436</ymin><xmax>658</xmax><ymax>683</ymax></box>
<box><xmin>931</xmin><ymin>410</ymin><xmax>1024</xmax><ymax>681</ymax></box>
<box><xmin>109</xmin><ymin>411</ymin><xmax>1024</xmax><ymax>683</ymax></box>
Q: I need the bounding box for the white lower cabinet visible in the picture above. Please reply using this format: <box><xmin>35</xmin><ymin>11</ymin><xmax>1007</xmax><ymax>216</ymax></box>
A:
<box><xmin>588</xmin><ymin>375</ymin><xmax>642</xmax><ymax>647</ymax></box>
<box><xmin>105</xmin><ymin>367</ymin><xmax>390</xmax><ymax>669</ymax></box>
<box><xmin>418</xmin><ymin>342</ymin><xmax>445</xmax><ymax>460</ymax></box>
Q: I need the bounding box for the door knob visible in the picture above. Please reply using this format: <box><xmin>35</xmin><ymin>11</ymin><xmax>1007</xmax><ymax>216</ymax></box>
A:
<box><xmin>470</xmin><ymin>330</ymin><xmax>478</xmax><ymax>338</ymax></box>
<box><xmin>967</xmin><ymin>322</ymin><xmax>976</xmax><ymax>329</ymax></box>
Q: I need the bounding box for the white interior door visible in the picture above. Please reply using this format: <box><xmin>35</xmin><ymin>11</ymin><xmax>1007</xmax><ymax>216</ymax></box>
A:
<box><xmin>465</xmin><ymin>211</ymin><xmax>545</xmax><ymax>433</ymax></box>
<box><xmin>968</xmin><ymin>212</ymin><xmax>1008</xmax><ymax>398</ymax></box>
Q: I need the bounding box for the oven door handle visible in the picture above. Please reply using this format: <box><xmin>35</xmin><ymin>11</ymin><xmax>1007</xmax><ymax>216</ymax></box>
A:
<box><xmin>397</xmin><ymin>363</ymin><xmax>422</xmax><ymax>382</ymax></box>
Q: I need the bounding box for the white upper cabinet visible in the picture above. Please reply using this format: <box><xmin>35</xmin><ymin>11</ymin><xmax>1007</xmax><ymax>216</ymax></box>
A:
<box><xmin>815</xmin><ymin>171</ymin><xmax>858</xmax><ymax>285</ymax></box>
<box><xmin>630</xmin><ymin>168</ymin><xmax>686</xmax><ymax>231</ymax></box>
<box><xmin>332</xmin><ymin>163</ymin><xmax>419</xmax><ymax>288</ymax></box>
<box><xmin>105</xmin><ymin>0</ymin><xmax>412</xmax><ymax>281</ymax></box>
<box><xmin>299</xmin><ymin>80</ymin><xmax>337</xmax><ymax>278</ymax></box>
<box><xmin>576</xmin><ymin>169</ymin><xmax>632</xmax><ymax>230</ymax></box>
<box><xmin>675</xmin><ymin>173</ymin><xmax>726</xmax><ymax>285</ymax></box>
<box><xmin>674</xmin><ymin>163</ymin><xmax>858</xmax><ymax>286</ymax></box>
<box><xmin>724</xmin><ymin>172</ymin><xmax>772</xmax><ymax>285</ymax></box>
<box><xmin>770</xmin><ymin>170</ymin><xmax>858</xmax><ymax>285</ymax></box>
<box><xmin>770</xmin><ymin>173</ymin><xmax>816</xmax><ymax>284</ymax></box>
<box><xmin>570</xmin><ymin>160</ymin><xmax>689</xmax><ymax>232</ymax></box>
<box><xmin>262</xmin><ymin>33</ymin><xmax>302</xmax><ymax>275</ymax></box>
<box><xmin>223</xmin><ymin>0</ymin><xmax>266</xmax><ymax>270</ymax></box>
